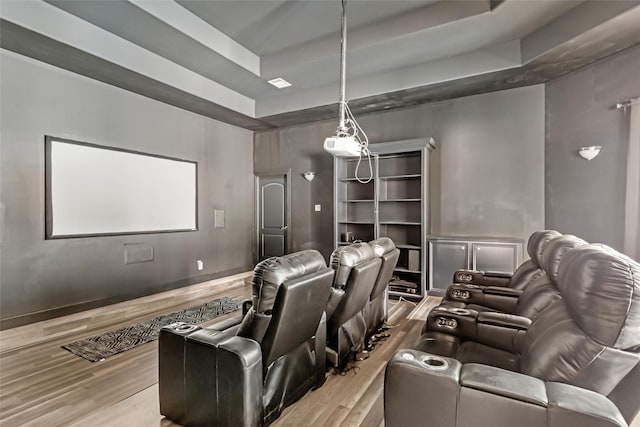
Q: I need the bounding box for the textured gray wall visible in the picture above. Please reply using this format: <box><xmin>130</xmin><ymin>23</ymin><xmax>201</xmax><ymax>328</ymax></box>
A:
<box><xmin>255</xmin><ymin>85</ymin><xmax>545</xmax><ymax>259</ymax></box>
<box><xmin>0</xmin><ymin>51</ymin><xmax>255</xmax><ymax>324</ymax></box>
<box><xmin>546</xmin><ymin>45</ymin><xmax>640</xmax><ymax>250</ymax></box>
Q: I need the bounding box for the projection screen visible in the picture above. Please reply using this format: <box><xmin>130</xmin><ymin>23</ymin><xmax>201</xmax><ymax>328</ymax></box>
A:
<box><xmin>45</xmin><ymin>136</ymin><xmax>197</xmax><ymax>238</ymax></box>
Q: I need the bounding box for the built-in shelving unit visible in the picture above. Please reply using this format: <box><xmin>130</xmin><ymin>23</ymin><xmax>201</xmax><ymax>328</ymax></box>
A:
<box><xmin>333</xmin><ymin>138</ymin><xmax>436</xmax><ymax>300</ymax></box>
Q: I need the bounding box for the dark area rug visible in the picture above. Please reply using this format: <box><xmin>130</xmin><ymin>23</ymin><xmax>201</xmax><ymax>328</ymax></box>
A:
<box><xmin>62</xmin><ymin>296</ymin><xmax>242</xmax><ymax>362</ymax></box>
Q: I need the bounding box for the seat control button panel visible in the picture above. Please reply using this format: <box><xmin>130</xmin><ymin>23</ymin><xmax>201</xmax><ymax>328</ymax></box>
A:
<box><xmin>436</xmin><ymin>317</ymin><xmax>458</xmax><ymax>329</ymax></box>
<box><xmin>452</xmin><ymin>289</ymin><xmax>471</xmax><ymax>299</ymax></box>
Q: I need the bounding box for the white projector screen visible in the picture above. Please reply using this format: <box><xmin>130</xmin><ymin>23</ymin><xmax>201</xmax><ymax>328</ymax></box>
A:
<box><xmin>45</xmin><ymin>136</ymin><xmax>197</xmax><ymax>238</ymax></box>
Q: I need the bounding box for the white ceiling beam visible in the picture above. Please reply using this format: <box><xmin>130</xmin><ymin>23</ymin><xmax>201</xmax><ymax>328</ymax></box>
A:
<box><xmin>129</xmin><ymin>0</ymin><xmax>260</xmax><ymax>76</ymax></box>
<box><xmin>0</xmin><ymin>0</ymin><xmax>255</xmax><ymax>117</ymax></box>
<box><xmin>521</xmin><ymin>1</ymin><xmax>640</xmax><ymax>63</ymax></box>
<box><xmin>262</xmin><ymin>0</ymin><xmax>493</xmax><ymax>79</ymax></box>
<box><xmin>256</xmin><ymin>40</ymin><xmax>522</xmax><ymax>117</ymax></box>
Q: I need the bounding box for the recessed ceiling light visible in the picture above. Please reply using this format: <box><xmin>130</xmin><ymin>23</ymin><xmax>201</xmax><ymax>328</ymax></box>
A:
<box><xmin>268</xmin><ymin>77</ymin><xmax>292</xmax><ymax>89</ymax></box>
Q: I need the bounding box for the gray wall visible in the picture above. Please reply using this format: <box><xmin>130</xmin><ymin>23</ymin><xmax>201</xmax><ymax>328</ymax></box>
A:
<box><xmin>0</xmin><ymin>51</ymin><xmax>255</xmax><ymax>325</ymax></box>
<box><xmin>255</xmin><ymin>85</ymin><xmax>545</xmax><ymax>259</ymax></box>
<box><xmin>545</xmin><ymin>44</ymin><xmax>640</xmax><ymax>249</ymax></box>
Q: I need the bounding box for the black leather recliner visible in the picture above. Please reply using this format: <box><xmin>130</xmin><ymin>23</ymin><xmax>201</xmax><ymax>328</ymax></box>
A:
<box><xmin>433</xmin><ymin>234</ymin><xmax>587</xmax><ymax>326</ymax></box>
<box><xmin>385</xmin><ymin>244</ymin><xmax>640</xmax><ymax>427</ymax></box>
<box><xmin>451</xmin><ymin>229</ymin><xmax>561</xmax><ymax>288</ymax></box>
<box><xmin>363</xmin><ymin>237</ymin><xmax>400</xmax><ymax>337</ymax></box>
<box><xmin>158</xmin><ymin>249</ymin><xmax>334</xmax><ymax>426</ymax></box>
<box><xmin>325</xmin><ymin>242</ymin><xmax>382</xmax><ymax>369</ymax></box>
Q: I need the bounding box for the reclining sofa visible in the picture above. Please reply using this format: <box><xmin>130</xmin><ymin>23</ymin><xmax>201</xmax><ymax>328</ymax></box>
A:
<box><xmin>385</xmin><ymin>243</ymin><xmax>640</xmax><ymax>427</ymax></box>
<box><xmin>159</xmin><ymin>249</ymin><xmax>334</xmax><ymax>426</ymax></box>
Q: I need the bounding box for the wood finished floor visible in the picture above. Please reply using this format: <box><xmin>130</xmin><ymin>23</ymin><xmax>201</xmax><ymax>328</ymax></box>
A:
<box><xmin>0</xmin><ymin>273</ymin><xmax>438</xmax><ymax>427</ymax></box>
<box><xmin>3</xmin><ymin>276</ymin><xmax>636</xmax><ymax>427</ymax></box>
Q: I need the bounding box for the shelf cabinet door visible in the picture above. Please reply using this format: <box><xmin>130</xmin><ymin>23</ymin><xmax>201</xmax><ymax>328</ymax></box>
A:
<box><xmin>472</xmin><ymin>242</ymin><xmax>520</xmax><ymax>273</ymax></box>
<box><xmin>429</xmin><ymin>241</ymin><xmax>469</xmax><ymax>290</ymax></box>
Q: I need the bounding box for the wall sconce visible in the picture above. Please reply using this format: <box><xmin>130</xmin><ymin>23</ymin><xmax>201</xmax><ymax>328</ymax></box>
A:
<box><xmin>578</xmin><ymin>146</ymin><xmax>602</xmax><ymax>161</ymax></box>
<box><xmin>302</xmin><ymin>171</ymin><xmax>316</xmax><ymax>182</ymax></box>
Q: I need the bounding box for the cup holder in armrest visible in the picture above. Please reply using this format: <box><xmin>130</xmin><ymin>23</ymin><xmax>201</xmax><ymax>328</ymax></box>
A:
<box><xmin>422</xmin><ymin>355</ymin><xmax>449</xmax><ymax>370</ymax></box>
<box><xmin>433</xmin><ymin>306</ymin><xmax>472</xmax><ymax>316</ymax></box>
<box><xmin>173</xmin><ymin>322</ymin><xmax>198</xmax><ymax>333</ymax></box>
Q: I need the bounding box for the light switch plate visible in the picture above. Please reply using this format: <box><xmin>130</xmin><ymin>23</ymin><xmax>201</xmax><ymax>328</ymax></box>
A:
<box><xmin>314</xmin><ymin>204</ymin><xmax>321</xmax><ymax>212</ymax></box>
<box><xmin>214</xmin><ymin>209</ymin><xmax>225</xmax><ymax>228</ymax></box>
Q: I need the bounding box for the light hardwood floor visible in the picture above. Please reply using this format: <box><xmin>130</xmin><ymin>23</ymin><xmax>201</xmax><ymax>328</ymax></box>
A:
<box><xmin>0</xmin><ymin>273</ymin><xmax>437</xmax><ymax>427</ymax></box>
<box><xmin>2</xmin><ymin>276</ymin><xmax>637</xmax><ymax>427</ymax></box>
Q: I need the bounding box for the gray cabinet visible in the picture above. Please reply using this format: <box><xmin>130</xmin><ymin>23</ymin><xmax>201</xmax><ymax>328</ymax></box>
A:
<box><xmin>428</xmin><ymin>237</ymin><xmax>524</xmax><ymax>292</ymax></box>
<box><xmin>333</xmin><ymin>138</ymin><xmax>436</xmax><ymax>300</ymax></box>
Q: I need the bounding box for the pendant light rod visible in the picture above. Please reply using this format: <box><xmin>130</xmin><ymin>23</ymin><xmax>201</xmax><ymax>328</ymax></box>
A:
<box><xmin>338</xmin><ymin>0</ymin><xmax>348</xmax><ymax>132</ymax></box>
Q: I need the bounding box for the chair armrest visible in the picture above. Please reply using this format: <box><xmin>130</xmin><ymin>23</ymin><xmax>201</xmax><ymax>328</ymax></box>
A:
<box><xmin>476</xmin><ymin>312</ymin><xmax>530</xmax><ymax>352</ymax></box>
<box><xmin>444</xmin><ymin>284</ymin><xmax>521</xmax><ymax>314</ymax></box>
<box><xmin>384</xmin><ymin>351</ymin><xmax>628</xmax><ymax>427</ymax></box>
<box><xmin>425</xmin><ymin>306</ymin><xmax>479</xmax><ymax>340</ymax></box>
<box><xmin>158</xmin><ymin>322</ymin><xmax>202</xmax><ymax>424</ymax></box>
<box><xmin>444</xmin><ymin>283</ymin><xmax>485</xmax><ymax>304</ymax></box>
<box><xmin>425</xmin><ymin>309</ymin><xmax>528</xmax><ymax>352</ymax></box>
<box><xmin>477</xmin><ymin>311</ymin><xmax>531</xmax><ymax>330</ymax></box>
<box><xmin>184</xmin><ymin>329</ymin><xmax>263</xmax><ymax>427</ymax></box>
<box><xmin>453</xmin><ymin>269</ymin><xmax>512</xmax><ymax>287</ymax></box>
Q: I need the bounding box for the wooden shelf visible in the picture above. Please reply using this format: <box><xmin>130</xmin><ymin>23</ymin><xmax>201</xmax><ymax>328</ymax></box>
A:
<box><xmin>338</xmin><ymin>177</ymin><xmax>376</xmax><ymax>182</ymax></box>
<box><xmin>334</xmin><ymin>139</ymin><xmax>436</xmax><ymax>302</ymax></box>
<box><xmin>395</xmin><ymin>267</ymin><xmax>421</xmax><ymax>274</ymax></box>
<box><xmin>396</xmin><ymin>244</ymin><xmax>421</xmax><ymax>250</ymax></box>
<box><xmin>379</xmin><ymin>221</ymin><xmax>421</xmax><ymax>226</ymax></box>
<box><xmin>379</xmin><ymin>174</ymin><xmax>421</xmax><ymax>180</ymax></box>
<box><xmin>388</xmin><ymin>290</ymin><xmax>422</xmax><ymax>299</ymax></box>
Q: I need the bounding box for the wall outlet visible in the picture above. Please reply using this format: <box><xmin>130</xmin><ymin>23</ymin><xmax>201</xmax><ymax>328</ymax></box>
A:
<box><xmin>196</xmin><ymin>260</ymin><xmax>204</xmax><ymax>271</ymax></box>
<box><xmin>314</xmin><ymin>204</ymin><xmax>321</xmax><ymax>212</ymax></box>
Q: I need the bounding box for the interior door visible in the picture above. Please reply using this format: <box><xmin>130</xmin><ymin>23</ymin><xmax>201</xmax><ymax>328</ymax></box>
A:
<box><xmin>257</xmin><ymin>174</ymin><xmax>288</xmax><ymax>260</ymax></box>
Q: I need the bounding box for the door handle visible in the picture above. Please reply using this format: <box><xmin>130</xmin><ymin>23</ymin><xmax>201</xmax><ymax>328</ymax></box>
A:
<box><xmin>281</xmin><ymin>225</ymin><xmax>288</xmax><ymax>230</ymax></box>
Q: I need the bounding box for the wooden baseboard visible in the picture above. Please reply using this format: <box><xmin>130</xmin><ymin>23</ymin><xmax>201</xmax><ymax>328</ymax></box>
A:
<box><xmin>0</xmin><ymin>266</ymin><xmax>252</xmax><ymax>330</ymax></box>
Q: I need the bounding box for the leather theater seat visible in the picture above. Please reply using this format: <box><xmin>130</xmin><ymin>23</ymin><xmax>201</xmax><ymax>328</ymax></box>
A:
<box><xmin>363</xmin><ymin>237</ymin><xmax>400</xmax><ymax>337</ymax></box>
<box><xmin>325</xmin><ymin>242</ymin><xmax>382</xmax><ymax>369</ymax></box>
<box><xmin>434</xmin><ymin>234</ymin><xmax>587</xmax><ymax>322</ymax></box>
<box><xmin>451</xmin><ymin>229</ymin><xmax>561</xmax><ymax>288</ymax></box>
<box><xmin>385</xmin><ymin>243</ymin><xmax>640</xmax><ymax>427</ymax></box>
<box><xmin>158</xmin><ymin>249</ymin><xmax>334</xmax><ymax>426</ymax></box>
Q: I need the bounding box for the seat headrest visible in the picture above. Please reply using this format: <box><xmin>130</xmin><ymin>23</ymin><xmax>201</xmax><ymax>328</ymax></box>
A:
<box><xmin>540</xmin><ymin>234</ymin><xmax>587</xmax><ymax>286</ymax></box>
<box><xmin>330</xmin><ymin>242</ymin><xmax>377</xmax><ymax>288</ymax></box>
<box><xmin>369</xmin><ymin>237</ymin><xmax>396</xmax><ymax>257</ymax></box>
<box><xmin>527</xmin><ymin>230</ymin><xmax>562</xmax><ymax>266</ymax></box>
<box><xmin>557</xmin><ymin>244</ymin><xmax>640</xmax><ymax>350</ymax></box>
<box><xmin>251</xmin><ymin>249</ymin><xmax>327</xmax><ymax>314</ymax></box>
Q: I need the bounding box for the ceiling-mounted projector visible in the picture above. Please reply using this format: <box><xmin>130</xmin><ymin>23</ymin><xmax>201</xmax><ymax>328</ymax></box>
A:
<box><xmin>324</xmin><ymin>136</ymin><xmax>363</xmax><ymax>157</ymax></box>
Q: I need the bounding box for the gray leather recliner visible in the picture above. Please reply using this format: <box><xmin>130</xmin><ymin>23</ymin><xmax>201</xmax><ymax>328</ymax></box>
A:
<box><xmin>158</xmin><ymin>249</ymin><xmax>334</xmax><ymax>426</ymax></box>
<box><xmin>451</xmin><ymin>229</ymin><xmax>561</xmax><ymax>288</ymax></box>
<box><xmin>432</xmin><ymin>234</ymin><xmax>587</xmax><ymax>327</ymax></box>
<box><xmin>363</xmin><ymin>237</ymin><xmax>400</xmax><ymax>337</ymax></box>
<box><xmin>385</xmin><ymin>244</ymin><xmax>640</xmax><ymax>427</ymax></box>
<box><xmin>325</xmin><ymin>242</ymin><xmax>382</xmax><ymax>369</ymax></box>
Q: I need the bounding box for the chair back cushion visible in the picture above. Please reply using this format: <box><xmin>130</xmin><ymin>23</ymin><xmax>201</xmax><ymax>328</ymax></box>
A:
<box><xmin>239</xmin><ymin>250</ymin><xmax>329</xmax><ymax>344</ymax></box>
<box><xmin>509</xmin><ymin>230</ymin><xmax>561</xmax><ymax>290</ymax></box>
<box><xmin>521</xmin><ymin>244</ymin><xmax>640</xmax><ymax>396</ymax></box>
<box><xmin>514</xmin><ymin>235</ymin><xmax>588</xmax><ymax>319</ymax></box>
<box><xmin>330</xmin><ymin>242</ymin><xmax>377</xmax><ymax>288</ymax></box>
<box><xmin>261</xmin><ymin>268</ymin><xmax>334</xmax><ymax>367</ymax></box>
<box><xmin>369</xmin><ymin>237</ymin><xmax>400</xmax><ymax>300</ymax></box>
